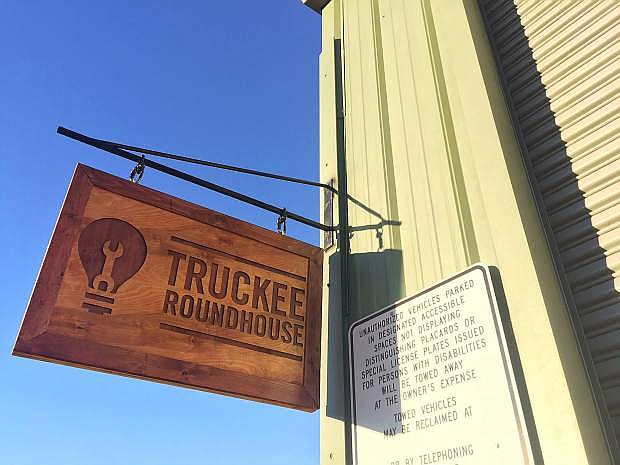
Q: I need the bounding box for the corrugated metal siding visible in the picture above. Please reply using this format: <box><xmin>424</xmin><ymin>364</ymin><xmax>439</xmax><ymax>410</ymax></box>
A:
<box><xmin>340</xmin><ymin>0</ymin><xmax>480</xmax><ymax>286</ymax></box>
<box><xmin>480</xmin><ymin>0</ymin><xmax>620</xmax><ymax>451</ymax></box>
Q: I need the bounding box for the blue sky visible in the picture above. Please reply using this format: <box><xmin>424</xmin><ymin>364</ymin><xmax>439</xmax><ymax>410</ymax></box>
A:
<box><xmin>0</xmin><ymin>1</ymin><xmax>321</xmax><ymax>464</ymax></box>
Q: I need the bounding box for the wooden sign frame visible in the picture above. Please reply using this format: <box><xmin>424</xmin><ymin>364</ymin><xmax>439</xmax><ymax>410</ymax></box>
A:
<box><xmin>14</xmin><ymin>164</ymin><xmax>322</xmax><ymax>411</ymax></box>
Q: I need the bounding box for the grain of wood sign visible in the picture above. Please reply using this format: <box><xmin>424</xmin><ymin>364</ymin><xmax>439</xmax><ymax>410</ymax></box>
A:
<box><xmin>13</xmin><ymin>164</ymin><xmax>322</xmax><ymax>411</ymax></box>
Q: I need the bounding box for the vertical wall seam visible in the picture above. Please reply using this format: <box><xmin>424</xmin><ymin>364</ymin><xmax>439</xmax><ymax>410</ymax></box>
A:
<box><xmin>421</xmin><ymin>0</ymin><xmax>481</xmax><ymax>265</ymax></box>
<box><xmin>356</xmin><ymin>2</ymin><xmax>373</xmax><ymax>249</ymax></box>
<box><xmin>399</xmin><ymin>0</ymin><xmax>436</xmax><ymax>286</ymax></box>
<box><xmin>371</xmin><ymin>0</ymin><xmax>402</xmax><ymax>252</ymax></box>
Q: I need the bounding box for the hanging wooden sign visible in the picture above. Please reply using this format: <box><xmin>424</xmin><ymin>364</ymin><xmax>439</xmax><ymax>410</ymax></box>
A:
<box><xmin>13</xmin><ymin>164</ymin><xmax>322</xmax><ymax>411</ymax></box>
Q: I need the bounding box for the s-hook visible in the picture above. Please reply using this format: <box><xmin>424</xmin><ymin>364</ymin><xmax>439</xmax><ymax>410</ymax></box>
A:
<box><xmin>277</xmin><ymin>209</ymin><xmax>287</xmax><ymax>235</ymax></box>
<box><xmin>130</xmin><ymin>155</ymin><xmax>145</xmax><ymax>184</ymax></box>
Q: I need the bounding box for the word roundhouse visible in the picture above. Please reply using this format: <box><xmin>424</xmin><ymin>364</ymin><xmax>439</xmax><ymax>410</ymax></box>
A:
<box><xmin>13</xmin><ymin>164</ymin><xmax>323</xmax><ymax>411</ymax></box>
<box><xmin>162</xmin><ymin>249</ymin><xmax>307</xmax><ymax>348</ymax></box>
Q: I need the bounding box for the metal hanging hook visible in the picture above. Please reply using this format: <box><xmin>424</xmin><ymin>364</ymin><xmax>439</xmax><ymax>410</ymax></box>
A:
<box><xmin>376</xmin><ymin>225</ymin><xmax>384</xmax><ymax>250</ymax></box>
<box><xmin>277</xmin><ymin>208</ymin><xmax>287</xmax><ymax>235</ymax></box>
<box><xmin>129</xmin><ymin>155</ymin><xmax>145</xmax><ymax>184</ymax></box>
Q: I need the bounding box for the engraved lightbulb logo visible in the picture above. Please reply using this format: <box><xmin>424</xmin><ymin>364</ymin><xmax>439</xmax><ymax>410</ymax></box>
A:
<box><xmin>78</xmin><ymin>218</ymin><xmax>147</xmax><ymax>314</ymax></box>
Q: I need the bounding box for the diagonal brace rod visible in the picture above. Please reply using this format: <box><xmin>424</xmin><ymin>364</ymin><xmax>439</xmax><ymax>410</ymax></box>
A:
<box><xmin>95</xmin><ymin>137</ymin><xmax>338</xmax><ymax>195</ymax></box>
<box><xmin>57</xmin><ymin>126</ymin><xmax>338</xmax><ymax>232</ymax></box>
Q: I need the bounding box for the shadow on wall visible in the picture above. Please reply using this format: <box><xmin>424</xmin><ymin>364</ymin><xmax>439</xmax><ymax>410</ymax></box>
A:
<box><xmin>325</xmin><ymin>249</ymin><xmax>403</xmax><ymax>431</ymax></box>
<box><xmin>472</xmin><ymin>0</ymin><xmax>620</xmax><ymax>461</ymax></box>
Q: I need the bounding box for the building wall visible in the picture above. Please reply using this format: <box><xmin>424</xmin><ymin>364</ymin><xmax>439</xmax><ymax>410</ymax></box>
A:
<box><xmin>317</xmin><ymin>0</ymin><xmax>613</xmax><ymax>464</ymax></box>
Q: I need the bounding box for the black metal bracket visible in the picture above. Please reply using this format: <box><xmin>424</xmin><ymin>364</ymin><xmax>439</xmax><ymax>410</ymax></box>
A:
<box><xmin>92</xmin><ymin>132</ymin><xmax>338</xmax><ymax>195</ymax></box>
<box><xmin>57</xmin><ymin>126</ymin><xmax>338</xmax><ymax>233</ymax></box>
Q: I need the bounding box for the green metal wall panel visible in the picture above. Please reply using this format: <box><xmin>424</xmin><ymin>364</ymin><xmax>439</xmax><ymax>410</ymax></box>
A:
<box><xmin>318</xmin><ymin>1</ymin><xmax>613</xmax><ymax>464</ymax></box>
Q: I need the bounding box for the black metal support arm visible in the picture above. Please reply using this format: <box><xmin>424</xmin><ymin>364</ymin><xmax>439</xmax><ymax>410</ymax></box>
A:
<box><xmin>94</xmin><ymin>137</ymin><xmax>339</xmax><ymax>195</ymax></box>
<box><xmin>57</xmin><ymin>126</ymin><xmax>338</xmax><ymax>233</ymax></box>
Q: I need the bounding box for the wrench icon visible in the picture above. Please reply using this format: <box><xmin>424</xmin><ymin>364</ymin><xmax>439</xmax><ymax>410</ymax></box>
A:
<box><xmin>93</xmin><ymin>240</ymin><xmax>124</xmax><ymax>293</ymax></box>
